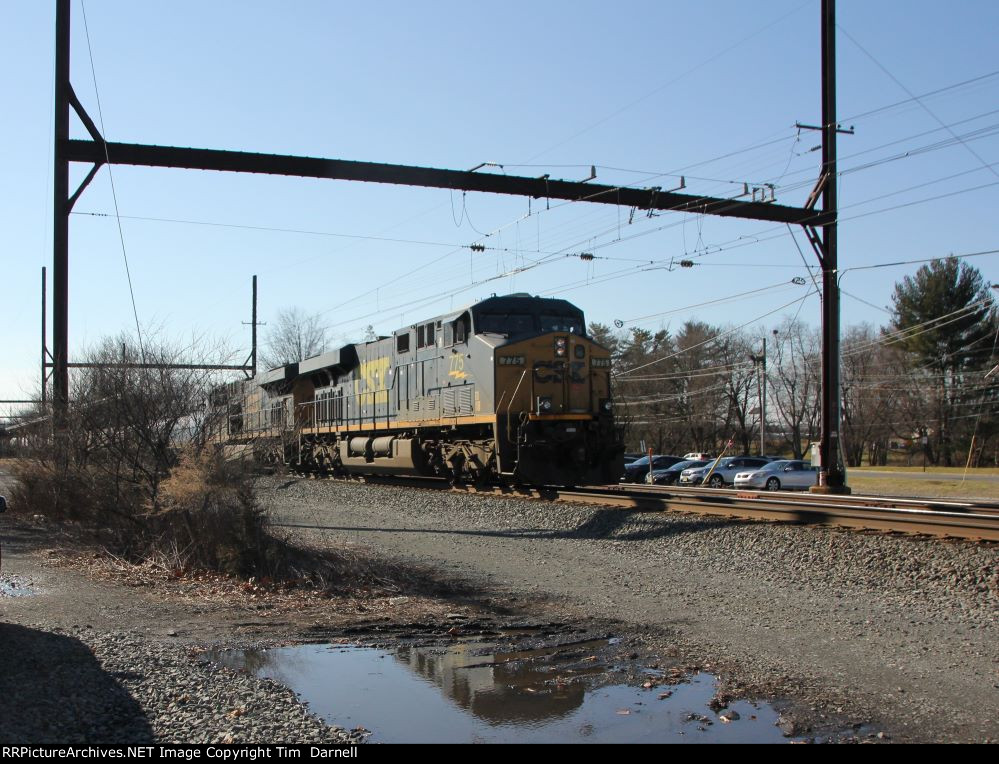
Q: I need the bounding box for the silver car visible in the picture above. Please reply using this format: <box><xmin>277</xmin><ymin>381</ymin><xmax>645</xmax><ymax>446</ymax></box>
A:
<box><xmin>679</xmin><ymin>456</ymin><xmax>773</xmax><ymax>488</ymax></box>
<box><xmin>733</xmin><ymin>460</ymin><xmax>819</xmax><ymax>491</ymax></box>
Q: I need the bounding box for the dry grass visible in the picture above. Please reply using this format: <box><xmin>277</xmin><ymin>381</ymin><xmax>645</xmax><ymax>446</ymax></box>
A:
<box><xmin>11</xmin><ymin>450</ymin><xmax>479</xmax><ymax>597</ymax></box>
<box><xmin>848</xmin><ymin>475</ymin><xmax>999</xmax><ymax>500</ymax></box>
<box><xmin>851</xmin><ymin>465</ymin><xmax>999</xmax><ymax>476</ymax></box>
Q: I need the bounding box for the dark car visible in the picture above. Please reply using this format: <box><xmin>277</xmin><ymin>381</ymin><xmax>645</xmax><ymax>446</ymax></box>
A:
<box><xmin>622</xmin><ymin>455</ymin><xmax>684</xmax><ymax>483</ymax></box>
<box><xmin>650</xmin><ymin>459</ymin><xmax>709</xmax><ymax>485</ymax></box>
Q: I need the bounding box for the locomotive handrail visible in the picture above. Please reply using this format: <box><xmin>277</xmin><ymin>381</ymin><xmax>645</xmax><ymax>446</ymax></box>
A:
<box><xmin>504</xmin><ymin>370</ymin><xmax>528</xmax><ymax>445</ymax></box>
<box><xmin>299</xmin><ymin>371</ymin><xmax>400</xmax><ymax>430</ymax></box>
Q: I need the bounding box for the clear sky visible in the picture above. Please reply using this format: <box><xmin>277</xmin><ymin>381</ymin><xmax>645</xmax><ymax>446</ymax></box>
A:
<box><xmin>2</xmin><ymin>1</ymin><xmax>998</xmax><ymax>405</ymax></box>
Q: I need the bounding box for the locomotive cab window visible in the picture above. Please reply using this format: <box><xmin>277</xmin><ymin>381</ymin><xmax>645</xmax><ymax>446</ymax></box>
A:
<box><xmin>417</xmin><ymin>325</ymin><xmax>426</xmax><ymax>348</ymax></box>
<box><xmin>455</xmin><ymin>313</ymin><xmax>470</xmax><ymax>344</ymax></box>
<box><xmin>540</xmin><ymin>314</ymin><xmax>584</xmax><ymax>334</ymax></box>
<box><xmin>476</xmin><ymin>312</ymin><xmax>534</xmax><ymax>336</ymax></box>
<box><xmin>396</xmin><ymin>332</ymin><xmax>411</xmax><ymax>353</ymax></box>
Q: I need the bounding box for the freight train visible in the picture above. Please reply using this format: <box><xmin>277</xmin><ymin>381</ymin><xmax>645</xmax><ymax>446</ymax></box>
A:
<box><xmin>214</xmin><ymin>294</ymin><xmax>623</xmax><ymax>486</ymax></box>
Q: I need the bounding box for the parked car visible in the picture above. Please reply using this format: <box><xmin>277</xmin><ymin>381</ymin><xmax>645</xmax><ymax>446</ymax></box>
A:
<box><xmin>679</xmin><ymin>456</ymin><xmax>773</xmax><ymax>487</ymax></box>
<box><xmin>733</xmin><ymin>460</ymin><xmax>819</xmax><ymax>491</ymax></box>
<box><xmin>622</xmin><ymin>455</ymin><xmax>685</xmax><ymax>483</ymax></box>
<box><xmin>650</xmin><ymin>459</ymin><xmax>709</xmax><ymax>485</ymax></box>
<box><xmin>682</xmin><ymin>452</ymin><xmax>714</xmax><ymax>461</ymax></box>
<box><xmin>622</xmin><ymin>454</ymin><xmax>642</xmax><ymax>466</ymax></box>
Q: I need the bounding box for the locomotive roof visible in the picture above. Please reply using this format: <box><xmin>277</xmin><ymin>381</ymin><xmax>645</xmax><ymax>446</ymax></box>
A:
<box><xmin>470</xmin><ymin>294</ymin><xmax>583</xmax><ymax>317</ymax></box>
<box><xmin>298</xmin><ymin>344</ymin><xmax>360</xmax><ymax>376</ymax></box>
<box><xmin>420</xmin><ymin>294</ymin><xmax>583</xmax><ymax>327</ymax></box>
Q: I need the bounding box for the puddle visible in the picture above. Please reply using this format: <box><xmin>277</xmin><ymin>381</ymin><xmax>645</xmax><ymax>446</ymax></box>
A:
<box><xmin>212</xmin><ymin>641</ymin><xmax>800</xmax><ymax>743</ymax></box>
<box><xmin>0</xmin><ymin>575</ymin><xmax>35</xmax><ymax>597</ymax></box>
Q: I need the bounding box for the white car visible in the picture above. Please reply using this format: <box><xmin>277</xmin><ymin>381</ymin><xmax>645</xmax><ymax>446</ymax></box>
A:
<box><xmin>733</xmin><ymin>460</ymin><xmax>819</xmax><ymax>491</ymax></box>
<box><xmin>679</xmin><ymin>456</ymin><xmax>772</xmax><ymax>487</ymax></box>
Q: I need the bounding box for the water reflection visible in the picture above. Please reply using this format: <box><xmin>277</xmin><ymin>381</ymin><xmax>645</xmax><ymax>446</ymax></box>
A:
<box><xmin>211</xmin><ymin>642</ymin><xmax>799</xmax><ymax>743</ymax></box>
<box><xmin>394</xmin><ymin>641</ymin><xmax>588</xmax><ymax>724</ymax></box>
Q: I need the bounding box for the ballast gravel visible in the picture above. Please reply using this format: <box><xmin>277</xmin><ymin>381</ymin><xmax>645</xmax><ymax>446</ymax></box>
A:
<box><xmin>0</xmin><ymin>625</ymin><xmax>351</xmax><ymax>745</ymax></box>
<box><xmin>261</xmin><ymin>477</ymin><xmax>999</xmax><ymax>743</ymax></box>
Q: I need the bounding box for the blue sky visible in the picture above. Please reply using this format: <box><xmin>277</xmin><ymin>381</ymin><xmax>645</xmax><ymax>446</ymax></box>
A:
<box><xmin>2</xmin><ymin>0</ymin><xmax>998</xmax><ymax>403</ymax></box>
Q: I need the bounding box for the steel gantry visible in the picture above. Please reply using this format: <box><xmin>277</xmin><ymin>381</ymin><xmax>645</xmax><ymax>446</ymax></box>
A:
<box><xmin>50</xmin><ymin>0</ymin><xmax>848</xmax><ymax>490</ymax></box>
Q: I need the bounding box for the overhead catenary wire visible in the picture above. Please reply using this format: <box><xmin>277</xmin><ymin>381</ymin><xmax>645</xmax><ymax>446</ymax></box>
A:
<box><xmin>615</xmin><ymin>290</ymin><xmax>819</xmax><ymax>378</ymax></box>
<box><xmin>80</xmin><ymin>0</ymin><xmax>144</xmax><ymax>357</ymax></box>
<box><xmin>68</xmin><ymin>85</ymin><xmax>998</xmax><ymax>336</ymax></box>
<box><xmin>838</xmin><ymin>23</ymin><xmax>999</xmax><ymax>182</ymax></box>
<box><xmin>520</xmin><ymin>0</ymin><xmax>811</xmax><ymax>163</ymax></box>
<box><xmin>62</xmin><ymin>26</ymin><xmax>999</xmax><ymax>356</ymax></box>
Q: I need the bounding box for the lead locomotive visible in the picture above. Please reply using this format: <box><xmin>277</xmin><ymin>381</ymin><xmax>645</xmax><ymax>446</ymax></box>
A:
<box><xmin>216</xmin><ymin>294</ymin><xmax>623</xmax><ymax>486</ymax></box>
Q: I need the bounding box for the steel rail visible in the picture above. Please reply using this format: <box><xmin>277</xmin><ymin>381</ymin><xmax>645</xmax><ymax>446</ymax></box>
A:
<box><xmin>551</xmin><ymin>485</ymin><xmax>999</xmax><ymax>541</ymax></box>
<box><xmin>358</xmin><ymin>475</ymin><xmax>999</xmax><ymax>541</ymax></box>
<box><xmin>614</xmin><ymin>483</ymin><xmax>999</xmax><ymax>515</ymax></box>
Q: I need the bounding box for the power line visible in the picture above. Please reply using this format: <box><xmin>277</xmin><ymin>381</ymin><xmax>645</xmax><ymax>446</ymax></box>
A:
<box><xmin>520</xmin><ymin>1</ymin><xmax>810</xmax><ymax>163</ymax></box>
<box><xmin>840</xmin><ymin>68</ymin><xmax>999</xmax><ymax>123</ymax></box>
<box><xmin>838</xmin><ymin>23</ymin><xmax>999</xmax><ymax>181</ymax></box>
<box><xmin>615</xmin><ymin>290</ymin><xmax>818</xmax><ymax>377</ymax></box>
<box><xmin>80</xmin><ymin>0</ymin><xmax>144</xmax><ymax>356</ymax></box>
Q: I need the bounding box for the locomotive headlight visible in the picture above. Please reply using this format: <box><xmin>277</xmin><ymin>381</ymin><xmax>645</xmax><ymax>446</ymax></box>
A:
<box><xmin>537</xmin><ymin>396</ymin><xmax>553</xmax><ymax>414</ymax></box>
<box><xmin>555</xmin><ymin>337</ymin><xmax>568</xmax><ymax>357</ymax></box>
<box><xmin>603</xmin><ymin>399</ymin><xmax>613</xmax><ymax>412</ymax></box>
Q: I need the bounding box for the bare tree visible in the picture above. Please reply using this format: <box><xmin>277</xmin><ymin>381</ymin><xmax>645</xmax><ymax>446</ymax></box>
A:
<box><xmin>261</xmin><ymin>308</ymin><xmax>328</xmax><ymax>369</ymax></box>
<box><xmin>840</xmin><ymin>324</ymin><xmax>897</xmax><ymax>467</ymax></box>
<box><xmin>10</xmin><ymin>333</ymin><xmax>286</xmax><ymax>574</ymax></box>
<box><xmin>768</xmin><ymin>318</ymin><xmax>820</xmax><ymax>459</ymax></box>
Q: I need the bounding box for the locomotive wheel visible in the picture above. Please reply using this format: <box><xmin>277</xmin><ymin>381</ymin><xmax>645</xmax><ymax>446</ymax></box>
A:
<box><xmin>766</xmin><ymin>477</ymin><xmax>781</xmax><ymax>491</ymax></box>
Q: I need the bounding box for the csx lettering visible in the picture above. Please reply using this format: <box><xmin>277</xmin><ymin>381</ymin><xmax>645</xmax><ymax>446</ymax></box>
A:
<box><xmin>448</xmin><ymin>354</ymin><xmax>467</xmax><ymax>379</ymax></box>
<box><xmin>533</xmin><ymin>361</ymin><xmax>585</xmax><ymax>384</ymax></box>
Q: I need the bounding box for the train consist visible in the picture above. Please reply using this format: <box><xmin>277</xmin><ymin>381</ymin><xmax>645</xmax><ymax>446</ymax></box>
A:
<box><xmin>214</xmin><ymin>294</ymin><xmax>623</xmax><ymax>486</ymax></box>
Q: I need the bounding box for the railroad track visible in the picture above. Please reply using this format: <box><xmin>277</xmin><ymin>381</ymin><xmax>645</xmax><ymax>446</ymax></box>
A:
<box><xmin>359</xmin><ymin>475</ymin><xmax>999</xmax><ymax>542</ymax></box>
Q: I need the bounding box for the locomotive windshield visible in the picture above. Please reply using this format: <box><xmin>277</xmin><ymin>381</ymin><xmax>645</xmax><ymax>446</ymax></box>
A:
<box><xmin>475</xmin><ymin>313</ymin><xmax>535</xmax><ymax>335</ymax></box>
<box><xmin>469</xmin><ymin>295</ymin><xmax>586</xmax><ymax>339</ymax></box>
<box><xmin>540</xmin><ymin>314</ymin><xmax>584</xmax><ymax>334</ymax></box>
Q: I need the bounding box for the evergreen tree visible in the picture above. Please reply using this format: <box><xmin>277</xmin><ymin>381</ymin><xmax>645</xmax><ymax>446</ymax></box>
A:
<box><xmin>886</xmin><ymin>257</ymin><xmax>997</xmax><ymax>464</ymax></box>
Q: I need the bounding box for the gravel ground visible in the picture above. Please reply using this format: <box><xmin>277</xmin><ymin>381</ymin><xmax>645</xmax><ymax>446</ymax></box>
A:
<box><xmin>2</xmin><ymin>467</ymin><xmax>996</xmax><ymax>743</ymax></box>
<box><xmin>261</xmin><ymin>476</ymin><xmax>999</xmax><ymax>743</ymax></box>
<box><xmin>0</xmin><ymin>623</ymin><xmax>353</xmax><ymax>744</ymax></box>
<box><xmin>0</xmin><ymin>462</ymin><xmax>358</xmax><ymax>745</ymax></box>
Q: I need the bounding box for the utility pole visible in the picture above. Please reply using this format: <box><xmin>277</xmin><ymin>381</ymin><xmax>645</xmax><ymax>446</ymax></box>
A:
<box><xmin>760</xmin><ymin>336</ymin><xmax>767</xmax><ymax>455</ymax></box>
<box><xmin>52</xmin><ymin>0</ymin><xmax>69</xmax><ymax>409</ymax></box>
<box><xmin>251</xmin><ymin>275</ymin><xmax>258</xmax><ymax>377</ymax></box>
<box><xmin>241</xmin><ymin>275</ymin><xmax>264</xmax><ymax>378</ymax></box>
<box><xmin>749</xmin><ymin>339</ymin><xmax>767</xmax><ymax>455</ymax></box>
<box><xmin>814</xmin><ymin>0</ymin><xmax>849</xmax><ymax>492</ymax></box>
<box><xmin>41</xmin><ymin>267</ymin><xmax>47</xmax><ymax>404</ymax></box>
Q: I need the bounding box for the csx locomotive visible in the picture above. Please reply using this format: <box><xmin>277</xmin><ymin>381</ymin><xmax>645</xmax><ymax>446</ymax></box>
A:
<box><xmin>217</xmin><ymin>293</ymin><xmax>623</xmax><ymax>486</ymax></box>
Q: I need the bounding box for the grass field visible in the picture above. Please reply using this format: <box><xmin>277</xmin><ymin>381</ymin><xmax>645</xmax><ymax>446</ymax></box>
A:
<box><xmin>850</xmin><ymin>465</ymin><xmax>999</xmax><ymax>475</ymax></box>
<box><xmin>847</xmin><ymin>474</ymin><xmax>999</xmax><ymax>501</ymax></box>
